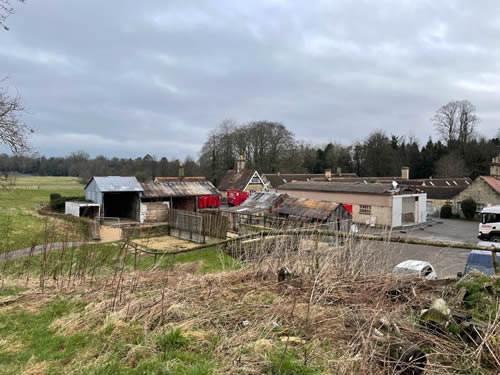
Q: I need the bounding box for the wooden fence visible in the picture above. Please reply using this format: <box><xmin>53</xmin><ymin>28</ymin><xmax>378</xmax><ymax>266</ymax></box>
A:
<box><xmin>168</xmin><ymin>209</ymin><xmax>228</xmax><ymax>241</ymax></box>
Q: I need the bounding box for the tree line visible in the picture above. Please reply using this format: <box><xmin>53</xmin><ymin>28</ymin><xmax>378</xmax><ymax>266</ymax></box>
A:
<box><xmin>199</xmin><ymin>100</ymin><xmax>500</xmax><ymax>184</ymax></box>
<box><xmin>0</xmin><ymin>100</ymin><xmax>499</xmax><ymax>184</ymax></box>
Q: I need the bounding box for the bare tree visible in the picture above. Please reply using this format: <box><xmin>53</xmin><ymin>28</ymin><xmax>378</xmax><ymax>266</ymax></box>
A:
<box><xmin>1</xmin><ymin>0</ymin><xmax>23</xmax><ymax>30</ymax></box>
<box><xmin>457</xmin><ymin>100</ymin><xmax>478</xmax><ymax>145</ymax></box>
<box><xmin>432</xmin><ymin>100</ymin><xmax>479</xmax><ymax>146</ymax></box>
<box><xmin>0</xmin><ymin>1</ymin><xmax>31</xmax><ymax>155</ymax></box>
<box><xmin>0</xmin><ymin>84</ymin><xmax>32</xmax><ymax>154</ymax></box>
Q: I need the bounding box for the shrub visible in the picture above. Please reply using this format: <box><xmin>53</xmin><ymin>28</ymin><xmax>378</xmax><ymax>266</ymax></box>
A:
<box><xmin>49</xmin><ymin>196</ymin><xmax>86</xmax><ymax>212</ymax></box>
<box><xmin>440</xmin><ymin>204</ymin><xmax>452</xmax><ymax>219</ymax></box>
<box><xmin>49</xmin><ymin>193</ymin><xmax>62</xmax><ymax>201</ymax></box>
<box><xmin>155</xmin><ymin>328</ymin><xmax>189</xmax><ymax>353</ymax></box>
<box><xmin>461</xmin><ymin>198</ymin><xmax>477</xmax><ymax>219</ymax></box>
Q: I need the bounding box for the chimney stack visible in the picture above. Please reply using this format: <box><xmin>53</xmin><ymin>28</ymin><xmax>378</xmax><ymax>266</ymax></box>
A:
<box><xmin>325</xmin><ymin>169</ymin><xmax>332</xmax><ymax>180</ymax></box>
<box><xmin>179</xmin><ymin>162</ymin><xmax>184</xmax><ymax>177</ymax></box>
<box><xmin>491</xmin><ymin>155</ymin><xmax>500</xmax><ymax>178</ymax></box>
<box><xmin>401</xmin><ymin>166</ymin><xmax>409</xmax><ymax>180</ymax></box>
<box><xmin>336</xmin><ymin>167</ymin><xmax>342</xmax><ymax>176</ymax></box>
<box><xmin>236</xmin><ymin>155</ymin><xmax>245</xmax><ymax>173</ymax></box>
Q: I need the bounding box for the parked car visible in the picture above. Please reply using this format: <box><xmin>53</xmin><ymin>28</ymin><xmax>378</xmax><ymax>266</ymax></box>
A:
<box><xmin>457</xmin><ymin>241</ymin><xmax>500</xmax><ymax>277</ymax></box>
<box><xmin>392</xmin><ymin>260</ymin><xmax>437</xmax><ymax>280</ymax></box>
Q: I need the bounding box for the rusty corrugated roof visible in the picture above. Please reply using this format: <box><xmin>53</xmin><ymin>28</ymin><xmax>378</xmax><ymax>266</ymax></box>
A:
<box><xmin>141</xmin><ymin>181</ymin><xmax>220</xmax><ymax>198</ymax></box>
<box><xmin>155</xmin><ymin>177</ymin><xmax>207</xmax><ymax>182</ymax></box>
<box><xmin>223</xmin><ymin>192</ymin><xmax>287</xmax><ymax>214</ymax></box>
<box><xmin>275</xmin><ymin>197</ymin><xmax>342</xmax><ymax>221</ymax></box>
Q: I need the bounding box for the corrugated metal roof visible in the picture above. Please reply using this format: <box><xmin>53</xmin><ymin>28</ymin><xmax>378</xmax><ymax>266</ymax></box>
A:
<box><xmin>88</xmin><ymin>176</ymin><xmax>143</xmax><ymax>192</ymax></box>
<box><xmin>224</xmin><ymin>192</ymin><xmax>287</xmax><ymax>214</ymax></box>
<box><xmin>141</xmin><ymin>181</ymin><xmax>220</xmax><ymax>198</ymax></box>
<box><xmin>279</xmin><ymin>181</ymin><xmax>395</xmax><ymax>195</ymax></box>
<box><xmin>275</xmin><ymin>197</ymin><xmax>343</xmax><ymax>221</ymax></box>
<box><xmin>155</xmin><ymin>177</ymin><xmax>207</xmax><ymax>182</ymax></box>
<box><xmin>264</xmin><ymin>173</ymin><xmax>357</xmax><ymax>188</ymax></box>
<box><xmin>310</xmin><ymin>176</ymin><xmax>472</xmax><ymax>189</ymax></box>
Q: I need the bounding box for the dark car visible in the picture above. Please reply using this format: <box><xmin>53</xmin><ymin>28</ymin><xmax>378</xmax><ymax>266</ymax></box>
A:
<box><xmin>458</xmin><ymin>242</ymin><xmax>500</xmax><ymax>277</ymax></box>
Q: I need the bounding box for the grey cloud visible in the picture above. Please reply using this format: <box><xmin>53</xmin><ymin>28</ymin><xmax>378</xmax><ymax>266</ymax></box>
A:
<box><xmin>1</xmin><ymin>0</ymin><xmax>500</xmax><ymax>158</ymax></box>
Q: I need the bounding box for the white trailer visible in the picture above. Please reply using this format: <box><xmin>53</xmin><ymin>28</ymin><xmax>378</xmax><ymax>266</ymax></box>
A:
<box><xmin>65</xmin><ymin>202</ymin><xmax>100</xmax><ymax>218</ymax></box>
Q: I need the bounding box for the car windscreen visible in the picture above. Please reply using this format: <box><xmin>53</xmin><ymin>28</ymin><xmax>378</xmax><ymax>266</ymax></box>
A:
<box><xmin>465</xmin><ymin>253</ymin><xmax>500</xmax><ymax>276</ymax></box>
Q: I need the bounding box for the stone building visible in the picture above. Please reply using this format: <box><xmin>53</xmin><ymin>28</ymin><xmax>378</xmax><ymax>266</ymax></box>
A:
<box><xmin>452</xmin><ymin>156</ymin><xmax>500</xmax><ymax>216</ymax></box>
<box><xmin>278</xmin><ymin>181</ymin><xmax>426</xmax><ymax>228</ymax></box>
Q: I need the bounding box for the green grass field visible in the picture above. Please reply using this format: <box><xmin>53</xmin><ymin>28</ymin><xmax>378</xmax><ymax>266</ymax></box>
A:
<box><xmin>0</xmin><ymin>176</ymin><xmax>84</xmax><ymax>252</ymax></box>
<box><xmin>10</xmin><ymin>176</ymin><xmax>84</xmax><ymax>190</ymax></box>
<box><xmin>0</xmin><ymin>243</ymin><xmax>238</xmax><ymax>374</ymax></box>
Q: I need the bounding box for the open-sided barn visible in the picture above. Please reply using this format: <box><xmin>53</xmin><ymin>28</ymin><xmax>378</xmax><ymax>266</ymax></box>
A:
<box><xmin>140</xmin><ymin>180</ymin><xmax>220</xmax><ymax>222</ymax></box>
<box><xmin>85</xmin><ymin>176</ymin><xmax>143</xmax><ymax>221</ymax></box>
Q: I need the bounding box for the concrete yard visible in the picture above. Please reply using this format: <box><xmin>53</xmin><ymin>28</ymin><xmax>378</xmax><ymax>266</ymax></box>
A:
<box><xmin>401</xmin><ymin>218</ymin><xmax>478</xmax><ymax>245</ymax></box>
<box><xmin>133</xmin><ymin>235</ymin><xmax>201</xmax><ymax>252</ymax></box>
<box><xmin>379</xmin><ymin>218</ymin><xmax>479</xmax><ymax>278</ymax></box>
<box><xmin>373</xmin><ymin>241</ymin><xmax>470</xmax><ymax>278</ymax></box>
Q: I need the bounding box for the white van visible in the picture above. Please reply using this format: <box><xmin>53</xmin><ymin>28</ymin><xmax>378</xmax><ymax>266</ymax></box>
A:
<box><xmin>478</xmin><ymin>206</ymin><xmax>500</xmax><ymax>241</ymax></box>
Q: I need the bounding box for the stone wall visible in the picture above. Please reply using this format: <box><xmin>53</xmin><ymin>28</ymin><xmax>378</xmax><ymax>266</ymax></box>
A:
<box><xmin>452</xmin><ymin>177</ymin><xmax>500</xmax><ymax>216</ymax></box>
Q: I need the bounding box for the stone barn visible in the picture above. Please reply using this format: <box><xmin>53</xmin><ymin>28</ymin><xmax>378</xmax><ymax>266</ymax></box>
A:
<box><xmin>84</xmin><ymin>176</ymin><xmax>143</xmax><ymax>221</ymax></box>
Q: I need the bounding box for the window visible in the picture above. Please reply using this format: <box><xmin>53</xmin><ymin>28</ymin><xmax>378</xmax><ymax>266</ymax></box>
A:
<box><xmin>251</xmin><ymin>176</ymin><xmax>260</xmax><ymax>184</ymax></box>
<box><xmin>481</xmin><ymin>212</ymin><xmax>500</xmax><ymax>224</ymax></box>
<box><xmin>360</xmin><ymin>205</ymin><xmax>371</xmax><ymax>215</ymax></box>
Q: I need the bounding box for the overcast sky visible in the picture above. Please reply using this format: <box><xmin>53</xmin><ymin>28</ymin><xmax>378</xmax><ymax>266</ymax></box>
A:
<box><xmin>1</xmin><ymin>0</ymin><xmax>500</xmax><ymax>158</ymax></box>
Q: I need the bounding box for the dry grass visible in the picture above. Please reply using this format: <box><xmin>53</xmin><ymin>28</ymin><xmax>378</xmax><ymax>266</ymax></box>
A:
<box><xmin>0</xmin><ymin>227</ymin><xmax>498</xmax><ymax>374</ymax></box>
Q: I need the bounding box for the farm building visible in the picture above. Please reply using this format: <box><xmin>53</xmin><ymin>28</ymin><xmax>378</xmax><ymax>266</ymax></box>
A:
<box><xmin>273</xmin><ymin>197</ymin><xmax>352</xmax><ymax>231</ymax></box>
<box><xmin>278</xmin><ymin>181</ymin><xmax>426</xmax><ymax>228</ymax></box>
<box><xmin>221</xmin><ymin>192</ymin><xmax>287</xmax><ymax>231</ymax></box>
<box><xmin>452</xmin><ymin>176</ymin><xmax>500</xmax><ymax>216</ymax></box>
<box><xmin>451</xmin><ymin>156</ymin><xmax>500</xmax><ymax>217</ymax></box>
<box><xmin>140</xmin><ymin>180</ymin><xmax>220</xmax><ymax>223</ymax></box>
<box><xmin>218</xmin><ymin>156</ymin><xmax>266</xmax><ymax>206</ymax></box>
<box><xmin>85</xmin><ymin>176</ymin><xmax>143</xmax><ymax>221</ymax></box>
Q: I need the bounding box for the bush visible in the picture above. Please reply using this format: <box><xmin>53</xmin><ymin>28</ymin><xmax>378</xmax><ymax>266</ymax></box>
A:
<box><xmin>49</xmin><ymin>193</ymin><xmax>62</xmax><ymax>201</ymax></box>
<box><xmin>440</xmin><ymin>204</ymin><xmax>452</xmax><ymax>219</ymax></box>
<box><xmin>461</xmin><ymin>198</ymin><xmax>477</xmax><ymax>219</ymax></box>
<box><xmin>49</xmin><ymin>196</ymin><xmax>86</xmax><ymax>212</ymax></box>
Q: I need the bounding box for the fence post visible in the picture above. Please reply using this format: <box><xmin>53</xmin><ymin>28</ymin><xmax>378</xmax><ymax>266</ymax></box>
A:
<box><xmin>493</xmin><ymin>250</ymin><xmax>500</xmax><ymax>275</ymax></box>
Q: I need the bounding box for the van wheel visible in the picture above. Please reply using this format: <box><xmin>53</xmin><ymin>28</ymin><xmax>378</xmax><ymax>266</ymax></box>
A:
<box><xmin>490</xmin><ymin>236</ymin><xmax>500</xmax><ymax>242</ymax></box>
